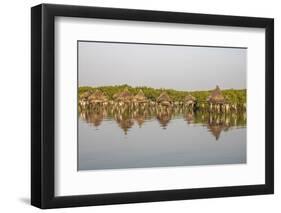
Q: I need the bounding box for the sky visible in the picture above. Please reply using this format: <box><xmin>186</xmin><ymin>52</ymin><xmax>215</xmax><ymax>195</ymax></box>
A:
<box><xmin>78</xmin><ymin>41</ymin><xmax>247</xmax><ymax>91</ymax></box>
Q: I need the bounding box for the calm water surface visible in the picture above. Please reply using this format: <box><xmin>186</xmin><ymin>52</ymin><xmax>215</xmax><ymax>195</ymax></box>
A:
<box><xmin>78</xmin><ymin>107</ymin><xmax>246</xmax><ymax>170</ymax></box>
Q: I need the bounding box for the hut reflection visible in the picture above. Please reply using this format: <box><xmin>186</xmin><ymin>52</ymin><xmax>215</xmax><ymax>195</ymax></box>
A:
<box><xmin>79</xmin><ymin>104</ymin><xmax>246</xmax><ymax>139</ymax></box>
<box><xmin>133</xmin><ymin>109</ymin><xmax>148</xmax><ymax>127</ymax></box>
<box><xmin>156</xmin><ymin>109</ymin><xmax>172</xmax><ymax>128</ymax></box>
<box><xmin>185</xmin><ymin>111</ymin><xmax>194</xmax><ymax>124</ymax></box>
<box><xmin>116</xmin><ymin>117</ymin><xmax>134</xmax><ymax>134</ymax></box>
<box><xmin>206</xmin><ymin>113</ymin><xmax>228</xmax><ymax>140</ymax></box>
<box><xmin>80</xmin><ymin>108</ymin><xmax>107</xmax><ymax>127</ymax></box>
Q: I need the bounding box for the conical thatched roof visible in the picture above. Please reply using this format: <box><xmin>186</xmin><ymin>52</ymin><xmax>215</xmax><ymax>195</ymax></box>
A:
<box><xmin>156</xmin><ymin>92</ymin><xmax>172</xmax><ymax>103</ymax></box>
<box><xmin>207</xmin><ymin>86</ymin><xmax>225</xmax><ymax>104</ymax></box>
<box><xmin>184</xmin><ymin>94</ymin><xmax>196</xmax><ymax>102</ymax></box>
<box><xmin>79</xmin><ymin>90</ymin><xmax>93</xmax><ymax>99</ymax></box>
<box><xmin>88</xmin><ymin>90</ymin><xmax>108</xmax><ymax>102</ymax></box>
<box><xmin>115</xmin><ymin>88</ymin><xmax>133</xmax><ymax>102</ymax></box>
<box><xmin>133</xmin><ymin>90</ymin><xmax>147</xmax><ymax>102</ymax></box>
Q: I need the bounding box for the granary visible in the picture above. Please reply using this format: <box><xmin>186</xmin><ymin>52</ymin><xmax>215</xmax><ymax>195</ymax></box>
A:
<box><xmin>133</xmin><ymin>89</ymin><xmax>147</xmax><ymax>104</ymax></box>
<box><xmin>184</xmin><ymin>93</ymin><xmax>196</xmax><ymax>108</ymax></box>
<box><xmin>87</xmin><ymin>90</ymin><xmax>108</xmax><ymax>106</ymax></box>
<box><xmin>156</xmin><ymin>92</ymin><xmax>172</xmax><ymax>106</ymax></box>
<box><xmin>114</xmin><ymin>88</ymin><xmax>133</xmax><ymax>103</ymax></box>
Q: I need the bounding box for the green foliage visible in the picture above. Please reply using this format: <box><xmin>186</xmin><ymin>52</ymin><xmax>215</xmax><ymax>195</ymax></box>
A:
<box><xmin>79</xmin><ymin>85</ymin><xmax>246</xmax><ymax>104</ymax></box>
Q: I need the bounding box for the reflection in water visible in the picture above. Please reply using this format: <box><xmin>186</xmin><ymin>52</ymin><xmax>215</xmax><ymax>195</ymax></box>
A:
<box><xmin>78</xmin><ymin>87</ymin><xmax>247</xmax><ymax>170</ymax></box>
<box><xmin>78</xmin><ymin>104</ymin><xmax>247</xmax><ymax>170</ymax></box>
<box><xmin>79</xmin><ymin>104</ymin><xmax>246</xmax><ymax>140</ymax></box>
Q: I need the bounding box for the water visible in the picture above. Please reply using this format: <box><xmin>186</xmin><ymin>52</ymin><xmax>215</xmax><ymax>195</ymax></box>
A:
<box><xmin>78</xmin><ymin>106</ymin><xmax>246</xmax><ymax>171</ymax></box>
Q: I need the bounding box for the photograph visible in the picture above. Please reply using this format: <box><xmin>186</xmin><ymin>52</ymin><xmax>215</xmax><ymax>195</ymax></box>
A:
<box><xmin>30</xmin><ymin>3</ymin><xmax>274</xmax><ymax>209</ymax></box>
<box><xmin>78</xmin><ymin>41</ymin><xmax>247</xmax><ymax>171</ymax></box>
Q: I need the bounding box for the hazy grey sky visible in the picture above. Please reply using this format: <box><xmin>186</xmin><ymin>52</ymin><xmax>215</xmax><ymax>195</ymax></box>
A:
<box><xmin>78</xmin><ymin>41</ymin><xmax>246</xmax><ymax>91</ymax></box>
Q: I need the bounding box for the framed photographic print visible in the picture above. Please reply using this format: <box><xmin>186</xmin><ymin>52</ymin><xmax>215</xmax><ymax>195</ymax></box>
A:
<box><xmin>31</xmin><ymin>4</ymin><xmax>274</xmax><ymax>209</ymax></box>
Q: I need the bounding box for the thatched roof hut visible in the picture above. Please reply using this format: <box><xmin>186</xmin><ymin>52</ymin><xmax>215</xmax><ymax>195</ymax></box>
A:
<box><xmin>115</xmin><ymin>88</ymin><xmax>133</xmax><ymax>102</ymax></box>
<box><xmin>156</xmin><ymin>92</ymin><xmax>172</xmax><ymax>105</ymax></box>
<box><xmin>184</xmin><ymin>94</ymin><xmax>196</xmax><ymax>104</ymax></box>
<box><xmin>207</xmin><ymin>86</ymin><xmax>225</xmax><ymax>104</ymax></box>
<box><xmin>88</xmin><ymin>90</ymin><xmax>108</xmax><ymax>104</ymax></box>
<box><xmin>79</xmin><ymin>90</ymin><xmax>93</xmax><ymax>100</ymax></box>
<box><xmin>133</xmin><ymin>90</ymin><xmax>147</xmax><ymax>103</ymax></box>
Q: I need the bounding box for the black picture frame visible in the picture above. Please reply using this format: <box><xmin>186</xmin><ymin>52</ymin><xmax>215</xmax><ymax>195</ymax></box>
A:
<box><xmin>31</xmin><ymin>3</ymin><xmax>274</xmax><ymax>209</ymax></box>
